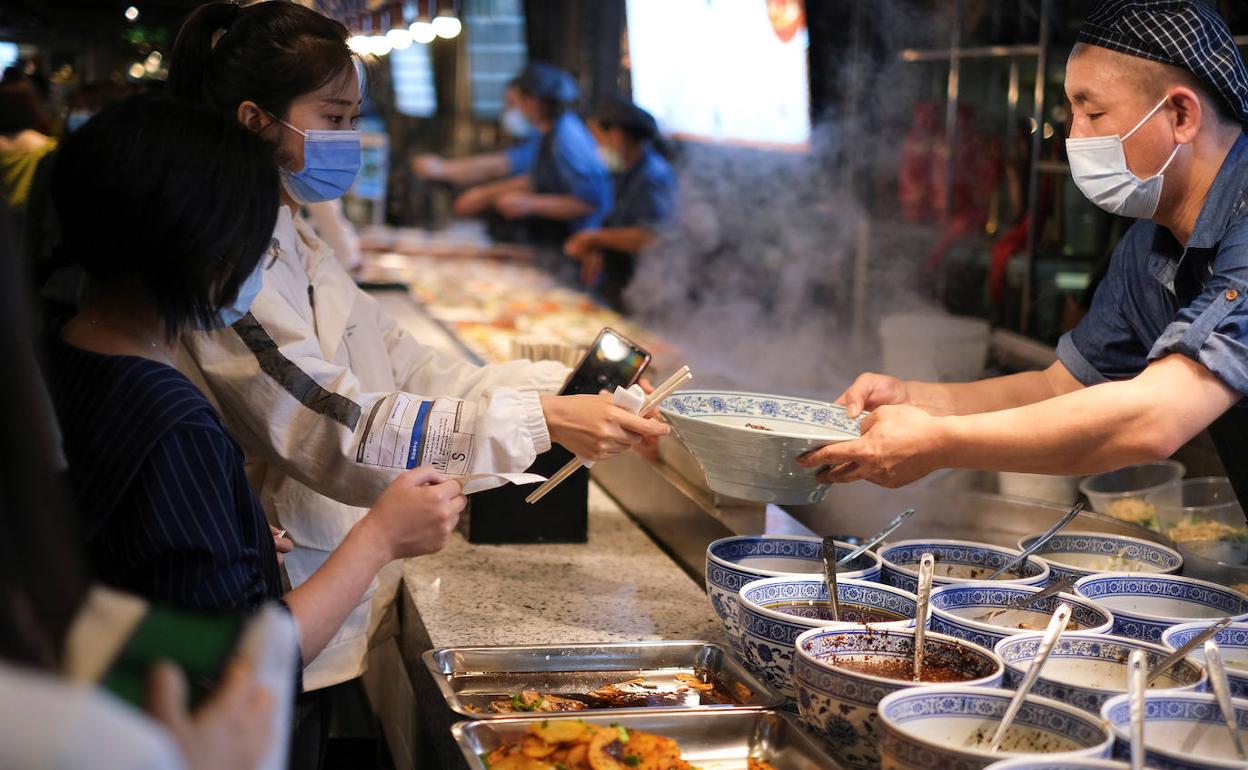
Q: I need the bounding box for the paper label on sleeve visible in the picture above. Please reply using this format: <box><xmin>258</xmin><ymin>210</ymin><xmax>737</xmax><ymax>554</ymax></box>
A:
<box><xmin>356</xmin><ymin>394</ymin><xmax>477</xmax><ymax>474</ymax></box>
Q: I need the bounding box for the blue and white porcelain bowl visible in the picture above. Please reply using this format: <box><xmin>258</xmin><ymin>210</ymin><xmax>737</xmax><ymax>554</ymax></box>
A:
<box><xmin>986</xmin><ymin>759</ymin><xmax>1129</xmax><ymax>770</ymax></box>
<box><xmin>660</xmin><ymin>390</ymin><xmax>862</xmax><ymax>505</ymax></box>
<box><xmin>879</xmin><ymin>539</ymin><xmax>1050</xmax><ymax>593</ymax></box>
<box><xmin>1163</xmin><ymin>621</ymin><xmax>1248</xmax><ymax>699</ymax></box>
<box><xmin>793</xmin><ymin>626</ymin><xmax>1003</xmax><ymax>770</ymax></box>
<box><xmin>928</xmin><ymin>581</ymin><xmax>1114</xmax><ymax>651</ymax></box>
<box><xmin>1101</xmin><ymin>692</ymin><xmax>1248</xmax><ymax>770</ymax></box>
<box><xmin>738</xmin><ymin>576</ymin><xmax>916</xmax><ymax>700</ymax></box>
<box><xmin>1074</xmin><ymin>572</ymin><xmax>1248</xmax><ymax>642</ymax></box>
<box><xmin>1016</xmin><ymin>530</ymin><xmax>1183</xmax><ymax>583</ymax></box>
<box><xmin>877</xmin><ymin>685</ymin><xmax>1114</xmax><ymax>770</ymax></box>
<box><xmin>993</xmin><ymin>631</ymin><xmax>1205</xmax><ymax>715</ymax></box>
<box><xmin>705</xmin><ymin>534</ymin><xmax>882</xmax><ymax>659</ymax></box>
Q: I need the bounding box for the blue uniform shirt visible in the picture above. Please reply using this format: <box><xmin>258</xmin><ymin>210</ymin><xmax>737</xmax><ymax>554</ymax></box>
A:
<box><xmin>504</xmin><ymin>136</ymin><xmax>540</xmax><ymax>175</ymax></box>
<box><xmin>529</xmin><ymin>112</ymin><xmax>613</xmax><ymax>231</ymax></box>
<box><xmin>603</xmin><ymin>145</ymin><xmax>677</xmax><ymax>230</ymax></box>
<box><xmin>1058</xmin><ymin>130</ymin><xmax>1248</xmax><ymax>511</ymax></box>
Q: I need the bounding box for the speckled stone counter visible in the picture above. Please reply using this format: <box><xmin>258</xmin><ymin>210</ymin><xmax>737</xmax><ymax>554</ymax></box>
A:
<box><xmin>401</xmin><ymin>483</ymin><xmax>722</xmax><ymax>648</ymax></box>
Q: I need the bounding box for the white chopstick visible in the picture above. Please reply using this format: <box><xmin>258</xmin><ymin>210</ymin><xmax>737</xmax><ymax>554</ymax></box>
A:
<box><xmin>524</xmin><ymin>366</ymin><xmax>691</xmax><ymax>504</ymax></box>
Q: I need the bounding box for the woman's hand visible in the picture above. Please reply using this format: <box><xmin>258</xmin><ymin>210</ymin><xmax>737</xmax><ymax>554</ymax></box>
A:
<box><xmin>795</xmin><ymin>404</ymin><xmax>946</xmax><ymax>488</ymax></box>
<box><xmin>835</xmin><ymin>372</ymin><xmax>911</xmax><ymax>418</ymax></box>
<box><xmin>270</xmin><ymin>525</ymin><xmax>293</xmax><ymax>565</ymax></box>
<box><xmin>362</xmin><ymin>467</ymin><xmax>466</xmax><ymax>561</ymax></box>
<box><xmin>541</xmin><ymin>393</ymin><xmax>670</xmax><ymax>461</ymax></box>
<box><xmin>147</xmin><ymin>657</ymin><xmax>273</xmax><ymax>770</ymax></box>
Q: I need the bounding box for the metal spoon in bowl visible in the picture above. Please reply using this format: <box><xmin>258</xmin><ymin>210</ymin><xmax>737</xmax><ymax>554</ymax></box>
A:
<box><xmin>1204</xmin><ymin>639</ymin><xmax>1248</xmax><ymax>761</ymax></box>
<box><xmin>821</xmin><ymin>536</ymin><xmax>841</xmax><ymax>623</ymax></box>
<box><xmin>912</xmin><ymin>553</ymin><xmax>936</xmax><ymax>682</ymax></box>
<box><xmin>836</xmin><ymin>508</ymin><xmax>916</xmax><ymax>567</ymax></box>
<box><xmin>1127</xmin><ymin>649</ymin><xmax>1147</xmax><ymax>770</ymax></box>
<box><xmin>985</xmin><ymin>502</ymin><xmax>1083</xmax><ymax>581</ymax></box>
<box><xmin>986</xmin><ymin>602</ymin><xmax>1073</xmax><ymax>752</ymax></box>
<box><xmin>1145</xmin><ymin>616</ymin><xmax>1234</xmax><ymax>686</ymax></box>
<box><xmin>970</xmin><ymin>575</ymin><xmax>1078</xmax><ymax>624</ymax></box>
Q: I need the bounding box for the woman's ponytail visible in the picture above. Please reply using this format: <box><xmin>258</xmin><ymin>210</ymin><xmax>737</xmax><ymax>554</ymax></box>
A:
<box><xmin>166</xmin><ymin>2</ymin><xmax>239</xmax><ymax>105</ymax></box>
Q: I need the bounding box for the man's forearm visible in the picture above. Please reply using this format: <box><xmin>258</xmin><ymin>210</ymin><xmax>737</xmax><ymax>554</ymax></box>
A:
<box><xmin>525</xmin><ymin>194</ymin><xmax>594</xmax><ymax>221</ymax></box>
<box><xmin>586</xmin><ymin>227</ymin><xmax>655</xmax><ymax>253</ymax></box>
<box><xmin>441</xmin><ymin>154</ymin><xmax>511</xmax><ymax>186</ymax></box>
<box><xmin>908</xmin><ymin>363</ymin><xmax>1078</xmax><ymax>416</ymax></box>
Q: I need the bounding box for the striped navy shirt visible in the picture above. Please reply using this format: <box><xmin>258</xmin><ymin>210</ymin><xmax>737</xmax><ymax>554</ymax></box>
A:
<box><xmin>46</xmin><ymin>337</ymin><xmax>282</xmax><ymax>614</ymax></box>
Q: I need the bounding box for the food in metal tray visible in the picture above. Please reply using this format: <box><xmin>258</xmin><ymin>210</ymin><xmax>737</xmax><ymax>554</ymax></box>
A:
<box><xmin>484</xmin><ymin>674</ymin><xmax>742</xmax><ymax>714</ymax></box>
<box><xmin>481</xmin><ymin>720</ymin><xmax>779</xmax><ymax>770</ymax></box>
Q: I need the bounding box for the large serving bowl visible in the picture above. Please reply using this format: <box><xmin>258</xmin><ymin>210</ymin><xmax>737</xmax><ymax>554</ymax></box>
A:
<box><xmin>877</xmin><ymin>685</ymin><xmax>1114</xmax><ymax>770</ymax></box>
<box><xmin>993</xmin><ymin>631</ymin><xmax>1205</xmax><ymax>715</ymax></box>
<box><xmin>879</xmin><ymin>539</ymin><xmax>1049</xmax><ymax>593</ymax></box>
<box><xmin>793</xmin><ymin>626</ymin><xmax>1003</xmax><ymax>770</ymax></box>
<box><xmin>1074</xmin><ymin>572</ymin><xmax>1248</xmax><ymax>642</ymax></box>
<box><xmin>738</xmin><ymin>577</ymin><xmax>916</xmax><ymax>700</ymax></box>
<box><xmin>705</xmin><ymin>535</ymin><xmax>882</xmax><ymax>658</ymax></box>
<box><xmin>660</xmin><ymin>390</ymin><xmax>861</xmax><ymax>505</ymax></box>
<box><xmin>1016</xmin><ymin>530</ymin><xmax>1182</xmax><ymax>583</ymax></box>
<box><xmin>986</xmin><ymin>760</ymin><xmax>1129</xmax><ymax>770</ymax></box>
<box><xmin>928</xmin><ymin>581</ymin><xmax>1114</xmax><ymax>651</ymax></box>
<box><xmin>1101</xmin><ymin>692</ymin><xmax>1248</xmax><ymax>770</ymax></box>
<box><xmin>1163</xmin><ymin>621</ymin><xmax>1248</xmax><ymax>699</ymax></box>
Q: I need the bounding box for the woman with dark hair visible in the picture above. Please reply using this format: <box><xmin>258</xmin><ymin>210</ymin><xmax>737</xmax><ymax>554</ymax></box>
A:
<box><xmin>43</xmin><ymin>93</ymin><xmax>465</xmax><ymax>768</ymax></box>
<box><xmin>0</xmin><ymin>78</ymin><xmax>55</xmax><ymax>213</ymax></box>
<box><xmin>456</xmin><ymin>62</ymin><xmax>614</xmax><ymax>269</ymax></box>
<box><xmin>565</xmin><ymin>97</ymin><xmax>679</xmax><ymax>311</ymax></box>
<box><xmin>166</xmin><ymin>0</ymin><xmax>668</xmax><ymax>701</ymax></box>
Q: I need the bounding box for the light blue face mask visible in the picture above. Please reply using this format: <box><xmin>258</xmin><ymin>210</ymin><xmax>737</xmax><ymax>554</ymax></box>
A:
<box><xmin>272</xmin><ymin>115</ymin><xmax>362</xmax><ymax>204</ymax></box>
<box><xmin>501</xmin><ymin>106</ymin><xmax>535</xmax><ymax>138</ymax></box>
<box><xmin>66</xmin><ymin>110</ymin><xmax>92</xmax><ymax>132</ymax></box>
<box><xmin>202</xmin><ymin>259</ymin><xmax>266</xmax><ymax>329</ymax></box>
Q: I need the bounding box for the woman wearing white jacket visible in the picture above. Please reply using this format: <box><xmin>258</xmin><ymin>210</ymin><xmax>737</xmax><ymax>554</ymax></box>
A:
<box><xmin>167</xmin><ymin>1</ymin><xmax>668</xmax><ymax>694</ymax></box>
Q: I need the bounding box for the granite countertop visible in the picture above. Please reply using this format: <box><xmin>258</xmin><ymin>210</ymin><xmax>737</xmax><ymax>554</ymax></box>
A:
<box><xmin>402</xmin><ymin>483</ymin><xmax>722</xmax><ymax>649</ymax></box>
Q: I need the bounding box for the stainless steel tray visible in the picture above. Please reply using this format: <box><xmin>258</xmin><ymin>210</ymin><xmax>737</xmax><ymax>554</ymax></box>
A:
<box><xmin>423</xmin><ymin>640</ymin><xmax>781</xmax><ymax>718</ymax></box>
<box><xmin>452</xmin><ymin>709</ymin><xmax>841</xmax><ymax>770</ymax></box>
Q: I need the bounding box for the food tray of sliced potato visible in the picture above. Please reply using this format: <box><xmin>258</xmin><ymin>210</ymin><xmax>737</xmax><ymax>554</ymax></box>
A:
<box><xmin>423</xmin><ymin>641</ymin><xmax>781</xmax><ymax>719</ymax></box>
<box><xmin>452</xmin><ymin>709</ymin><xmax>840</xmax><ymax>770</ymax></box>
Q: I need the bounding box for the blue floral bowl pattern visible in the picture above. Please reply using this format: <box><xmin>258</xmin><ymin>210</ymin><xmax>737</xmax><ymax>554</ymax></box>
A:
<box><xmin>738</xmin><ymin>577</ymin><xmax>916</xmax><ymax>700</ymax></box>
<box><xmin>994</xmin><ymin>632</ymin><xmax>1205</xmax><ymax>715</ymax></box>
<box><xmin>984</xmin><ymin>760</ymin><xmax>1129</xmax><ymax>770</ymax></box>
<box><xmin>660</xmin><ymin>390</ymin><xmax>862</xmax><ymax>505</ymax></box>
<box><xmin>705</xmin><ymin>535</ymin><xmax>882</xmax><ymax>660</ymax></box>
<box><xmin>928</xmin><ymin>582</ymin><xmax>1114</xmax><ymax>651</ymax></box>
<box><xmin>878</xmin><ymin>685</ymin><xmax>1114</xmax><ymax>770</ymax></box>
<box><xmin>1163</xmin><ymin>621</ymin><xmax>1248</xmax><ymax>699</ymax></box>
<box><xmin>1017</xmin><ymin>530</ymin><xmax>1183</xmax><ymax>583</ymax></box>
<box><xmin>1074</xmin><ymin>573</ymin><xmax>1248</xmax><ymax>642</ymax></box>
<box><xmin>1101</xmin><ymin>692</ymin><xmax>1248</xmax><ymax>770</ymax></box>
<box><xmin>793</xmin><ymin>626</ymin><xmax>1003</xmax><ymax>770</ymax></box>
<box><xmin>879</xmin><ymin>539</ymin><xmax>1050</xmax><ymax>593</ymax></box>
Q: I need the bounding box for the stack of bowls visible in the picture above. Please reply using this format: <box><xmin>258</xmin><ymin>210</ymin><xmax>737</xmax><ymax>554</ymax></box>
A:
<box><xmin>1073</xmin><ymin>572</ymin><xmax>1248</xmax><ymax>641</ymax></box>
<box><xmin>737</xmin><ymin>576</ymin><xmax>916</xmax><ymax>699</ymax></box>
<box><xmin>705</xmin><ymin>535</ymin><xmax>881</xmax><ymax>658</ymax></box>
<box><xmin>879</xmin><ymin>539</ymin><xmax>1049</xmax><ymax>593</ymax></box>
<box><xmin>927</xmin><ymin>581</ymin><xmax>1114</xmax><ymax>651</ymax></box>
<box><xmin>994</xmin><ymin>631</ymin><xmax>1205</xmax><ymax>714</ymax></box>
<box><xmin>793</xmin><ymin>626</ymin><xmax>1004</xmax><ymax>770</ymax></box>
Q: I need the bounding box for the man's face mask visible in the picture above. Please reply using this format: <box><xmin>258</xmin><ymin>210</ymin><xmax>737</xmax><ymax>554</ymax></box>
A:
<box><xmin>1066</xmin><ymin>95</ymin><xmax>1183</xmax><ymax>220</ymax></box>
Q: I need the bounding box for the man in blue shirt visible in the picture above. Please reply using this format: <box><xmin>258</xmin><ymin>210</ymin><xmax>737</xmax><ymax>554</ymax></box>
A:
<box><xmin>799</xmin><ymin>0</ymin><xmax>1248</xmax><ymax>516</ymax></box>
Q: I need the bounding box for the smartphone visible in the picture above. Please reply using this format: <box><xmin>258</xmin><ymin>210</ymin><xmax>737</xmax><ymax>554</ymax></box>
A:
<box><xmin>559</xmin><ymin>327</ymin><xmax>651</xmax><ymax>396</ymax></box>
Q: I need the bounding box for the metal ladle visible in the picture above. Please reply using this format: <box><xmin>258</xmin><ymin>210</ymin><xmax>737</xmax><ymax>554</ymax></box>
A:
<box><xmin>986</xmin><ymin>602</ymin><xmax>1073</xmax><ymax>752</ymax></box>
<box><xmin>912</xmin><ymin>553</ymin><xmax>935</xmax><ymax>682</ymax></box>
<box><xmin>821</xmin><ymin>536</ymin><xmax>841</xmax><ymax>623</ymax></box>
<box><xmin>1205</xmin><ymin>639</ymin><xmax>1247</xmax><ymax>761</ymax></box>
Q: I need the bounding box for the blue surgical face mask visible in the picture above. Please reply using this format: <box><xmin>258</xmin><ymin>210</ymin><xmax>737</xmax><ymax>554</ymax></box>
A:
<box><xmin>202</xmin><ymin>259</ymin><xmax>266</xmax><ymax>329</ymax></box>
<box><xmin>501</xmin><ymin>106</ymin><xmax>535</xmax><ymax>138</ymax></box>
<box><xmin>66</xmin><ymin>110</ymin><xmax>92</xmax><ymax>132</ymax></box>
<box><xmin>271</xmin><ymin>115</ymin><xmax>362</xmax><ymax>204</ymax></box>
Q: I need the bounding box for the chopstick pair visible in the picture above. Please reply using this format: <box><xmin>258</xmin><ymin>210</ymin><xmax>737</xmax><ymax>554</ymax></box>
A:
<box><xmin>524</xmin><ymin>366</ymin><xmax>692</xmax><ymax>504</ymax></box>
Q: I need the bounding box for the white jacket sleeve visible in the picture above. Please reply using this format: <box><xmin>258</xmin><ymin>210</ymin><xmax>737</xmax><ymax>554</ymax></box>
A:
<box><xmin>182</xmin><ymin>283</ymin><xmax>552</xmax><ymax>510</ymax></box>
<box><xmin>372</xmin><ymin>293</ymin><xmax>570</xmax><ymax>400</ymax></box>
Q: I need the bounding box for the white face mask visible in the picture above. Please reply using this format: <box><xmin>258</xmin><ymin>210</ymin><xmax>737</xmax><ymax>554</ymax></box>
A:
<box><xmin>1066</xmin><ymin>95</ymin><xmax>1183</xmax><ymax>220</ymax></box>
